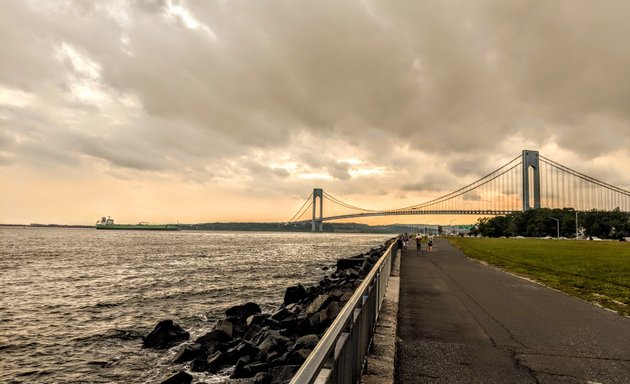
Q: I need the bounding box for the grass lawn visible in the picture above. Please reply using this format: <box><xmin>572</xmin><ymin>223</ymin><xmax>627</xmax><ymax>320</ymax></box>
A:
<box><xmin>449</xmin><ymin>237</ymin><xmax>630</xmax><ymax>316</ymax></box>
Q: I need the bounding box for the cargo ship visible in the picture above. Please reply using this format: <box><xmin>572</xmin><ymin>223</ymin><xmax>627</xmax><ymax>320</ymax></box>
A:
<box><xmin>95</xmin><ymin>217</ymin><xmax>180</xmax><ymax>231</ymax></box>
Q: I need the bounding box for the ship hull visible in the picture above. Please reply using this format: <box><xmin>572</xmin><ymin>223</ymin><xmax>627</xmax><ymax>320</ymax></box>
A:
<box><xmin>95</xmin><ymin>224</ymin><xmax>180</xmax><ymax>231</ymax></box>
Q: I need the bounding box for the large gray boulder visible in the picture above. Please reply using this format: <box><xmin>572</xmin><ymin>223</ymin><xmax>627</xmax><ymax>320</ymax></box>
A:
<box><xmin>304</xmin><ymin>294</ymin><xmax>332</xmax><ymax>315</ymax></box>
<box><xmin>214</xmin><ymin>316</ymin><xmax>245</xmax><ymax>338</ymax></box>
<box><xmin>336</xmin><ymin>257</ymin><xmax>365</xmax><ymax>270</ymax></box>
<box><xmin>172</xmin><ymin>343</ymin><xmax>203</xmax><ymax>363</ymax></box>
<box><xmin>225</xmin><ymin>302</ymin><xmax>262</xmax><ymax>321</ymax></box>
<box><xmin>258</xmin><ymin>333</ymin><xmax>291</xmax><ymax>359</ymax></box>
<box><xmin>160</xmin><ymin>371</ymin><xmax>192</xmax><ymax>384</ymax></box>
<box><xmin>143</xmin><ymin>320</ymin><xmax>190</xmax><ymax>349</ymax></box>
<box><xmin>283</xmin><ymin>284</ymin><xmax>306</xmax><ymax>305</ymax></box>
<box><xmin>293</xmin><ymin>334</ymin><xmax>319</xmax><ymax>350</ymax></box>
<box><xmin>270</xmin><ymin>365</ymin><xmax>301</xmax><ymax>384</ymax></box>
<box><xmin>194</xmin><ymin>329</ymin><xmax>231</xmax><ymax>353</ymax></box>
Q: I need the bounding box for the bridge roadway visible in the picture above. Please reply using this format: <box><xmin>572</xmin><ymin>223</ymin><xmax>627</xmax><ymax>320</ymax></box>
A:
<box><xmin>395</xmin><ymin>238</ymin><xmax>630</xmax><ymax>384</ymax></box>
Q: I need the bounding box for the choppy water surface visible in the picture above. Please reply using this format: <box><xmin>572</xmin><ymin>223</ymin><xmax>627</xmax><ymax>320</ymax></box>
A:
<box><xmin>0</xmin><ymin>228</ymin><xmax>393</xmax><ymax>383</ymax></box>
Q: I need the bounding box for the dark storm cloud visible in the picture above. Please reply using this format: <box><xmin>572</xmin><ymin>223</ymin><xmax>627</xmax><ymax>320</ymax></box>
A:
<box><xmin>74</xmin><ymin>135</ymin><xmax>166</xmax><ymax>171</ymax></box>
<box><xmin>463</xmin><ymin>192</ymin><xmax>483</xmax><ymax>202</ymax></box>
<box><xmin>0</xmin><ymin>125</ymin><xmax>15</xmax><ymax>150</ymax></box>
<box><xmin>1</xmin><ymin>0</ymin><xmax>629</xmax><ymax>192</ymax></box>
<box><xmin>242</xmin><ymin>159</ymin><xmax>291</xmax><ymax>179</ymax></box>
<box><xmin>402</xmin><ymin>172</ymin><xmax>459</xmax><ymax>193</ymax></box>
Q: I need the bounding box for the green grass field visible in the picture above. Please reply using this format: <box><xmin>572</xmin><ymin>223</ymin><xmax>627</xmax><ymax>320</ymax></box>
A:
<box><xmin>448</xmin><ymin>238</ymin><xmax>630</xmax><ymax>316</ymax></box>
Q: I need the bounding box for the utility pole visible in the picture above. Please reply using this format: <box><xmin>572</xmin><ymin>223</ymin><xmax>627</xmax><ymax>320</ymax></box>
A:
<box><xmin>549</xmin><ymin>217</ymin><xmax>559</xmax><ymax>239</ymax></box>
<box><xmin>575</xmin><ymin>211</ymin><xmax>579</xmax><ymax>240</ymax></box>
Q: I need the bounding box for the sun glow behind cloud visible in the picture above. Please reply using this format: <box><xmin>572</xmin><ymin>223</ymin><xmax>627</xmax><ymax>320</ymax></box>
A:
<box><xmin>0</xmin><ymin>86</ymin><xmax>36</xmax><ymax>108</ymax></box>
<box><xmin>349</xmin><ymin>167</ymin><xmax>387</xmax><ymax>177</ymax></box>
<box><xmin>298</xmin><ymin>173</ymin><xmax>333</xmax><ymax>180</ymax></box>
<box><xmin>163</xmin><ymin>0</ymin><xmax>217</xmax><ymax>41</ymax></box>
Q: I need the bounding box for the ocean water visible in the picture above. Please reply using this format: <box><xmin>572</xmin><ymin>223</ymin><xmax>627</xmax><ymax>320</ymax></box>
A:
<box><xmin>0</xmin><ymin>227</ymin><xmax>393</xmax><ymax>383</ymax></box>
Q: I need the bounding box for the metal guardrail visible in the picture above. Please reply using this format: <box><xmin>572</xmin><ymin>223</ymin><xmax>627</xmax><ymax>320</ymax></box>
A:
<box><xmin>289</xmin><ymin>239</ymin><xmax>397</xmax><ymax>384</ymax></box>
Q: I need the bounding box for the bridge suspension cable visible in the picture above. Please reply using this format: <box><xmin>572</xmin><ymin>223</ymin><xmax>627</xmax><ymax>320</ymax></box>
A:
<box><xmin>286</xmin><ymin>150</ymin><xmax>630</xmax><ymax>225</ymax></box>
<box><xmin>286</xmin><ymin>192</ymin><xmax>313</xmax><ymax>224</ymax></box>
<box><xmin>540</xmin><ymin>156</ymin><xmax>630</xmax><ymax>196</ymax></box>
<box><xmin>398</xmin><ymin>155</ymin><xmax>522</xmax><ymax>212</ymax></box>
<box><xmin>539</xmin><ymin>155</ymin><xmax>630</xmax><ymax>211</ymax></box>
<box><xmin>323</xmin><ymin>192</ymin><xmax>377</xmax><ymax>213</ymax></box>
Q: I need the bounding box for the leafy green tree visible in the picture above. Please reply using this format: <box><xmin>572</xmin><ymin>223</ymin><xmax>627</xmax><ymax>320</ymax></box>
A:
<box><xmin>473</xmin><ymin>208</ymin><xmax>629</xmax><ymax>239</ymax></box>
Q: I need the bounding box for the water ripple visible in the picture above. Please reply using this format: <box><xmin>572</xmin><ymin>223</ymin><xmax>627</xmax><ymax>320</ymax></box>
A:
<box><xmin>0</xmin><ymin>227</ymin><xmax>393</xmax><ymax>383</ymax></box>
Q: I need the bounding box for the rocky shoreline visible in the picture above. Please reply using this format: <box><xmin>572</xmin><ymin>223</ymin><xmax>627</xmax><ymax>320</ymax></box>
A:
<box><xmin>143</xmin><ymin>238</ymin><xmax>394</xmax><ymax>384</ymax></box>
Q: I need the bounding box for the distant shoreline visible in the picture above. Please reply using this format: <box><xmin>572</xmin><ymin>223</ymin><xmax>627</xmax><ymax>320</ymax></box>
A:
<box><xmin>0</xmin><ymin>223</ymin><xmax>93</xmax><ymax>228</ymax></box>
<box><xmin>0</xmin><ymin>222</ymin><xmax>451</xmax><ymax>234</ymax></box>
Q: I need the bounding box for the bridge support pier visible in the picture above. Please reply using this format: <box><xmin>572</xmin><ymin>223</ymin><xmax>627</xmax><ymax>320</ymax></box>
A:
<box><xmin>312</xmin><ymin>188</ymin><xmax>323</xmax><ymax>232</ymax></box>
<box><xmin>522</xmin><ymin>150</ymin><xmax>541</xmax><ymax>210</ymax></box>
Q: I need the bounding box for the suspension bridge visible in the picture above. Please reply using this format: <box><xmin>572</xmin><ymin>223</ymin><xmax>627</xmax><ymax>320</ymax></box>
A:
<box><xmin>286</xmin><ymin>150</ymin><xmax>630</xmax><ymax>231</ymax></box>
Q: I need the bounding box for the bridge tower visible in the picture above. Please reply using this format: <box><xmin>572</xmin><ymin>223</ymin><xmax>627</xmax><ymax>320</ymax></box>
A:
<box><xmin>312</xmin><ymin>188</ymin><xmax>323</xmax><ymax>232</ymax></box>
<box><xmin>522</xmin><ymin>150</ymin><xmax>541</xmax><ymax>210</ymax></box>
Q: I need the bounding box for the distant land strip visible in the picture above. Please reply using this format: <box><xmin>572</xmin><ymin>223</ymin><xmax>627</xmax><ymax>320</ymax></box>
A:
<box><xmin>0</xmin><ymin>222</ymin><xmax>433</xmax><ymax>233</ymax></box>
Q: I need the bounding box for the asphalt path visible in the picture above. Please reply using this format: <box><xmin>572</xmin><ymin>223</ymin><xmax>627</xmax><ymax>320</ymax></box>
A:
<box><xmin>395</xmin><ymin>238</ymin><xmax>630</xmax><ymax>384</ymax></box>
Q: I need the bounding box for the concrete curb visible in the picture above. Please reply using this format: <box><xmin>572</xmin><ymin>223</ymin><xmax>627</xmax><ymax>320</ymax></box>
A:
<box><xmin>360</xmin><ymin>250</ymin><xmax>401</xmax><ymax>384</ymax></box>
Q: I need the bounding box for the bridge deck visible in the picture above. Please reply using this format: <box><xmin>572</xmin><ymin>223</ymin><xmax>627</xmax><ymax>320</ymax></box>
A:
<box><xmin>396</xmin><ymin>238</ymin><xmax>630</xmax><ymax>384</ymax></box>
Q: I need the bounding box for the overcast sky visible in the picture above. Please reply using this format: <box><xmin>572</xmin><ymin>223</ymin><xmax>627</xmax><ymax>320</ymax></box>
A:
<box><xmin>1</xmin><ymin>0</ymin><xmax>629</xmax><ymax>225</ymax></box>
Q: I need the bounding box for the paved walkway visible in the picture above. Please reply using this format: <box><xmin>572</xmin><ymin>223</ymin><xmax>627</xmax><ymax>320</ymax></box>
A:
<box><xmin>395</xmin><ymin>238</ymin><xmax>630</xmax><ymax>384</ymax></box>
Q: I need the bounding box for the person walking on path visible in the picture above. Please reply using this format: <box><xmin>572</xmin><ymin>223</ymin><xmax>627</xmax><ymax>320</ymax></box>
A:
<box><xmin>415</xmin><ymin>236</ymin><xmax>422</xmax><ymax>253</ymax></box>
<box><xmin>427</xmin><ymin>238</ymin><xmax>433</xmax><ymax>252</ymax></box>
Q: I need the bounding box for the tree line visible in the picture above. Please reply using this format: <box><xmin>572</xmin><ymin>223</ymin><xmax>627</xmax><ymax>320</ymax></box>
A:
<box><xmin>180</xmin><ymin>221</ymin><xmax>413</xmax><ymax>233</ymax></box>
<box><xmin>469</xmin><ymin>208</ymin><xmax>630</xmax><ymax>240</ymax></box>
